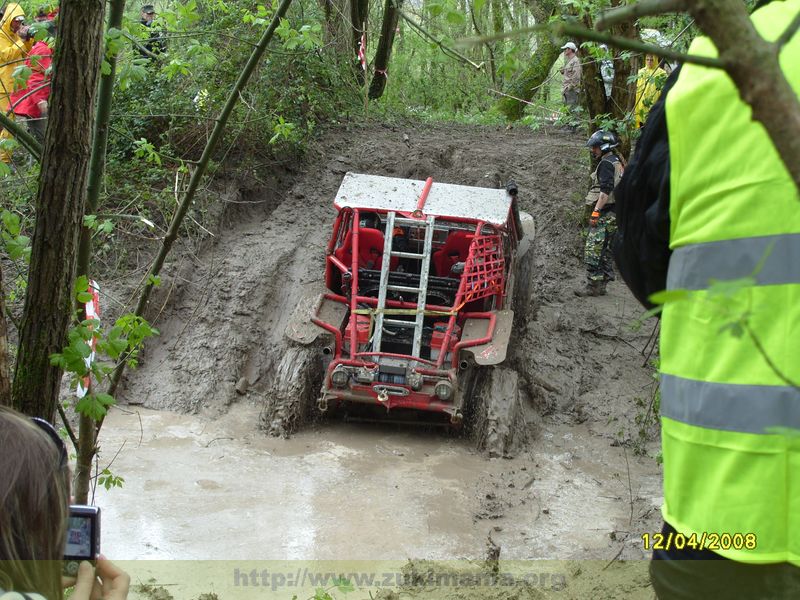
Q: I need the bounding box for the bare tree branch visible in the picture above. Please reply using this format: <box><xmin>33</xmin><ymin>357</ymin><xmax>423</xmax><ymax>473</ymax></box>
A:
<box><xmin>0</xmin><ymin>111</ymin><xmax>42</xmax><ymax>161</ymax></box>
<box><xmin>776</xmin><ymin>11</ymin><xmax>800</xmax><ymax>50</ymax></box>
<box><xmin>596</xmin><ymin>0</ymin><xmax>687</xmax><ymax>30</ymax></box>
<box><xmin>401</xmin><ymin>11</ymin><xmax>484</xmax><ymax>69</ymax></box>
<box><xmin>552</xmin><ymin>22</ymin><xmax>725</xmax><ymax>69</ymax></box>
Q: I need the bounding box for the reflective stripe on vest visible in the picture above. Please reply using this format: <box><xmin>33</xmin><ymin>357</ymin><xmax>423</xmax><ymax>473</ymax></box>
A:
<box><xmin>661</xmin><ymin>374</ymin><xmax>800</xmax><ymax>434</ymax></box>
<box><xmin>667</xmin><ymin>233</ymin><xmax>800</xmax><ymax>290</ymax></box>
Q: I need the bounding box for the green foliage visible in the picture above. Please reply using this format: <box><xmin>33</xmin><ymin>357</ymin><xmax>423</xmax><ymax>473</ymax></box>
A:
<box><xmin>98</xmin><ymin>468</ymin><xmax>126</xmax><ymax>490</ymax></box>
<box><xmin>332</xmin><ymin>577</ymin><xmax>354</xmax><ymax>594</ymax></box>
<box><xmin>1</xmin><ymin>210</ymin><xmax>31</xmax><ymax>262</ymax></box>
<box><xmin>11</xmin><ymin>65</ymin><xmax>32</xmax><ymax>91</ymax></box>
<box><xmin>50</xmin><ymin>277</ymin><xmax>159</xmax><ymax>421</ymax></box>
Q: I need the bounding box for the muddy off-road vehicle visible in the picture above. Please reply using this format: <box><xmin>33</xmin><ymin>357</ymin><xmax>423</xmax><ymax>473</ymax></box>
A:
<box><xmin>289</xmin><ymin>173</ymin><xmax>535</xmax><ymax>452</ymax></box>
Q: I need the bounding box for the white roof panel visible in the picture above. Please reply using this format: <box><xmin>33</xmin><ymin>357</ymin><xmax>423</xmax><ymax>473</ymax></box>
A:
<box><xmin>334</xmin><ymin>172</ymin><xmax>512</xmax><ymax>226</ymax></box>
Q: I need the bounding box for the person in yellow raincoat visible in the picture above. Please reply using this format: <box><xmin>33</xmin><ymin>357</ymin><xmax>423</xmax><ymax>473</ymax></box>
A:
<box><xmin>0</xmin><ymin>3</ymin><xmax>34</xmax><ymax>166</ymax></box>
<box><xmin>634</xmin><ymin>54</ymin><xmax>667</xmax><ymax>129</ymax></box>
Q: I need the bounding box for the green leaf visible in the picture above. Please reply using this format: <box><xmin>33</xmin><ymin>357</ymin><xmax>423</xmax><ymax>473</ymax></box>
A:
<box><xmin>446</xmin><ymin>9</ymin><xmax>466</xmax><ymax>25</ymax></box>
<box><xmin>2</xmin><ymin>210</ymin><xmax>21</xmax><ymax>236</ymax></box>
<box><xmin>83</xmin><ymin>214</ymin><xmax>98</xmax><ymax>229</ymax></box>
<box><xmin>76</xmin><ymin>394</ymin><xmax>109</xmax><ymax>420</ymax></box>
<box><xmin>58</xmin><ymin>345</ymin><xmax>89</xmax><ymax>375</ymax></box>
<box><xmin>96</xmin><ymin>393</ymin><xmax>116</xmax><ymax>409</ymax></box>
<box><xmin>648</xmin><ymin>289</ymin><xmax>690</xmax><ymax>305</ymax></box>
<box><xmin>333</xmin><ymin>576</ymin><xmax>355</xmax><ymax>593</ymax></box>
<box><xmin>98</xmin><ymin>468</ymin><xmax>126</xmax><ymax>490</ymax></box>
<box><xmin>473</xmin><ymin>0</ymin><xmax>487</xmax><ymax>14</ymax></box>
<box><xmin>75</xmin><ymin>275</ymin><xmax>90</xmax><ymax>294</ymax></box>
<box><xmin>11</xmin><ymin>65</ymin><xmax>32</xmax><ymax>90</ymax></box>
<box><xmin>5</xmin><ymin>234</ymin><xmax>30</xmax><ymax>261</ymax></box>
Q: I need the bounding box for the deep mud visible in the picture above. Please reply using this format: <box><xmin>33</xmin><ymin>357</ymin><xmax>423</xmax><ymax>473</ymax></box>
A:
<box><xmin>103</xmin><ymin>122</ymin><xmax>663</xmax><ymax>598</ymax></box>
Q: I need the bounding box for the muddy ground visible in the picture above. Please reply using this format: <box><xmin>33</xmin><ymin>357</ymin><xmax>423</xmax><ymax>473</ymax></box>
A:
<box><xmin>98</xmin><ymin>122</ymin><xmax>663</xmax><ymax>598</ymax></box>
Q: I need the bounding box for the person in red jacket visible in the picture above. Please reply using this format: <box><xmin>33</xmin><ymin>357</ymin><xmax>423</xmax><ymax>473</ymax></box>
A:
<box><xmin>8</xmin><ymin>21</ymin><xmax>54</xmax><ymax>145</ymax></box>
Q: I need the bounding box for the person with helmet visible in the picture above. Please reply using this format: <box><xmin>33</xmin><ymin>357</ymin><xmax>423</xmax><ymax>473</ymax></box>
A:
<box><xmin>614</xmin><ymin>0</ymin><xmax>800</xmax><ymax>597</ymax></box>
<box><xmin>575</xmin><ymin>129</ymin><xmax>624</xmax><ymax>297</ymax></box>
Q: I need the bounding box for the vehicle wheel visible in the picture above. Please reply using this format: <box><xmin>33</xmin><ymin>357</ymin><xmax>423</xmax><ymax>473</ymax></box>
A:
<box><xmin>260</xmin><ymin>343</ymin><xmax>324</xmax><ymax>436</ymax></box>
<box><xmin>471</xmin><ymin>366</ymin><xmax>521</xmax><ymax>458</ymax></box>
<box><xmin>511</xmin><ymin>212</ymin><xmax>536</xmax><ymax>328</ymax></box>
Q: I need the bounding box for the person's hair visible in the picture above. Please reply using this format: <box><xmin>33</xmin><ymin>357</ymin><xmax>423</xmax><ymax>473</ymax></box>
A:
<box><xmin>0</xmin><ymin>407</ymin><xmax>70</xmax><ymax>600</ymax></box>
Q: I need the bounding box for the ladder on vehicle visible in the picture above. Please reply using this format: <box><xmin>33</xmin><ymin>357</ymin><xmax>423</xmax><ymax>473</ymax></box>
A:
<box><xmin>372</xmin><ymin>212</ymin><xmax>436</xmax><ymax>357</ymax></box>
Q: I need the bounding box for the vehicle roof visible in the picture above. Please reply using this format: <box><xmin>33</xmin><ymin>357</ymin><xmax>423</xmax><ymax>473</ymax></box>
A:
<box><xmin>334</xmin><ymin>172</ymin><xmax>513</xmax><ymax>226</ymax></box>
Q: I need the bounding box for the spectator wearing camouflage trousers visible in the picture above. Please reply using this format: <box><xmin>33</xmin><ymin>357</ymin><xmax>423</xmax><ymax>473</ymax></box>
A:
<box><xmin>575</xmin><ymin>130</ymin><xmax>624</xmax><ymax>297</ymax></box>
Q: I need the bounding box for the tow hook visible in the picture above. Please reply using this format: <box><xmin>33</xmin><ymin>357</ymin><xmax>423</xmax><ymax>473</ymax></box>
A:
<box><xmin>450</xmin><ymin>411</ymin><xmax>463</xmax><ymax>425</ymax></box>
<box><xmin>377</xmin><ymin>389</ymin><xmax>389</xmax><ymax>405</ymax></box>
<box><xmin>318</xmin><ymin>394</ymin><xmax>330</xmax><ymax>412</ymax></box>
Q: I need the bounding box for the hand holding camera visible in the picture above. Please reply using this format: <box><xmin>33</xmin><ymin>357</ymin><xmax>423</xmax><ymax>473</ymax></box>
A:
<box><xmin>70</xmin><ymin>558</ymin><xmax>131</xmax><ymax>600</ymax></box>
<box><xmin>62</xmin><ymin>506</ymin><xmax>130</xmax><ymax>599</ymax></box>
<box><xmin>18</xmin><ymin>25</ymin><xmax>33</xmax><ymax>40</ymax></box>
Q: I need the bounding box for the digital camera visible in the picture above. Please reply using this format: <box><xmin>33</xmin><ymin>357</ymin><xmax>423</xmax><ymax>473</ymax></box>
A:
<box><xmin>63</xmin><ymin>505</ymin><xmax>101</xmax><ymax>577</ymax></box>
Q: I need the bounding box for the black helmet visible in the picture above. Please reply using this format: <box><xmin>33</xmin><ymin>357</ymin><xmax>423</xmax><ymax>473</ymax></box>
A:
<box><xmin>586</xmin><ymin>130</ymin><xmax>619</xmax><ymax>152</ymax></box>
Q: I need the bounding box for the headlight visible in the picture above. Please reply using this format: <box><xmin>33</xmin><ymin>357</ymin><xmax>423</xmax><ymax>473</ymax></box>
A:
<box><xmin>407</xmin><ymin>371</ymin><xmax>423</xmax><ymax>391</ymax></box>
<box><xmin>331</xmin><ymin>365</ymin><xmax>350</xmax><ymax>388</ymax></box>
<box><xmin>434</xmin><ymin>380</ymin><xmax>454</xmax><ymax>401</ymax></box>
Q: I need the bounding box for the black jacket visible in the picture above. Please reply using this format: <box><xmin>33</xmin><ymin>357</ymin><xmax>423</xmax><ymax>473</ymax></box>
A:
<box><xmin>613</xmin><ymin>67</ymin><xmax>681</xmax><ymax>309</ymax></box>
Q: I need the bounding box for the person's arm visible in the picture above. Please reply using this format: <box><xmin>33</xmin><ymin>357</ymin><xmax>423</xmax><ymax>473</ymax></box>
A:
<box><xmin>0</xmin><ymin>37</ymin><xmax>32</xmax><ymax>64</ymax></box>
<box><xmin>613</xmin><ymin>67</ymin><xmax>681</xmax><ymax>309</ymax></box>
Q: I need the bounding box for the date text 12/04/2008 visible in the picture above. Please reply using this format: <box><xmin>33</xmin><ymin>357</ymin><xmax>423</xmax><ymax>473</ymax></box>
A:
<box><xmin>642</xmin><ymin>532</ymin><xmax>757</xmax><ymax>552</ymax></box>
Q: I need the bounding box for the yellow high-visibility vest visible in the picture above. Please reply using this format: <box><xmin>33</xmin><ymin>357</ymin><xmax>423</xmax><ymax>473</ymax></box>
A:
<box><xmin>661</xmin><ymin>0</ymin><xmax>800</xmax><ymax>564</ymax></box>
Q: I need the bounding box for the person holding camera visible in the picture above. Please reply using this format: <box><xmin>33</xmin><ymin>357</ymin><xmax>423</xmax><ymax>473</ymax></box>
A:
<box><xmin>0</xmin><ymin>3</ymin><xmax>34</xmax><ymax>167</ymax></box>
<box><xmin>0</xmin><ymin>407</ymin><xmax>130</xmax><ymax>600</ymax></box>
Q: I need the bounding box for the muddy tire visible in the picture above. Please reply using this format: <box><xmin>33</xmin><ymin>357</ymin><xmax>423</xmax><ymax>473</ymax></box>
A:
<box><xmin>470</xmin><ymin>366</ymin><xmax>521</xmax><ymax>458</ymax></box>
<box><xmin>259</xmin><ymin>343</ymin><xmax>324</xmax><ymax>436</ymax></box>
<box><xmin>511</xmin><ymin>212</ymin><xmax>536</xmax><ymax>328</ymax></box>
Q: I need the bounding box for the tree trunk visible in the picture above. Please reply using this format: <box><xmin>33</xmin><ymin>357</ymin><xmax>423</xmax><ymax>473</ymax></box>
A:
<box><xmin>580</xmin><ymin>15</ymin><xmax>608</xmax><ymax>130</ymax></box>
<box><xmin>0</xmin><ymin>266</ymin><xmax>10</xmax><ymax>407</ymax></box>
<box><xmin>350</xmin><ymin>0</ymin><xmax>369</xmax><ymax>84</ymax></box>
<box><xmin>320</xmin><ymin>0</ymin><xmax>350</xmax><ymax>55</ymax></box>
<box><xmin>469</xmin><ymin>0</ymin><xmax>496</xmax><ymax>87</ymax></box>
<box><xmin>496</xmin><ymin>0</ymin><xmax>559</xmax><ymax>121</ymax></box>
<box><xmin>608</xmin><ymin>7</ymin><xmax>637</xmax><ymax>159</ymax></box>
<box><xmin>490</xmin><ymin>0</ymin><xmax>504</xmax><ymax>84</ymax></box>
<box><xmin>70</xmin><ymin>0</ymin><xmax>127</xmax><ymax>506</ymax></box>
<box><xmin>368</xmin><ymin>0</ymin><xmax>402</xmax><ymax>99</ymax></box>
<box><xmin>11</xmin><ymin>0</ymin><xmax>106</xmax><ymax>420</ymax></box>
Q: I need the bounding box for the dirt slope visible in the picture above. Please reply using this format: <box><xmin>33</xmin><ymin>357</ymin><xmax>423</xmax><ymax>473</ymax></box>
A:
<box><xmin>115</xmin><ymin>122</ymin><xmax>663</xmax><ymax>588</ymax></box>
